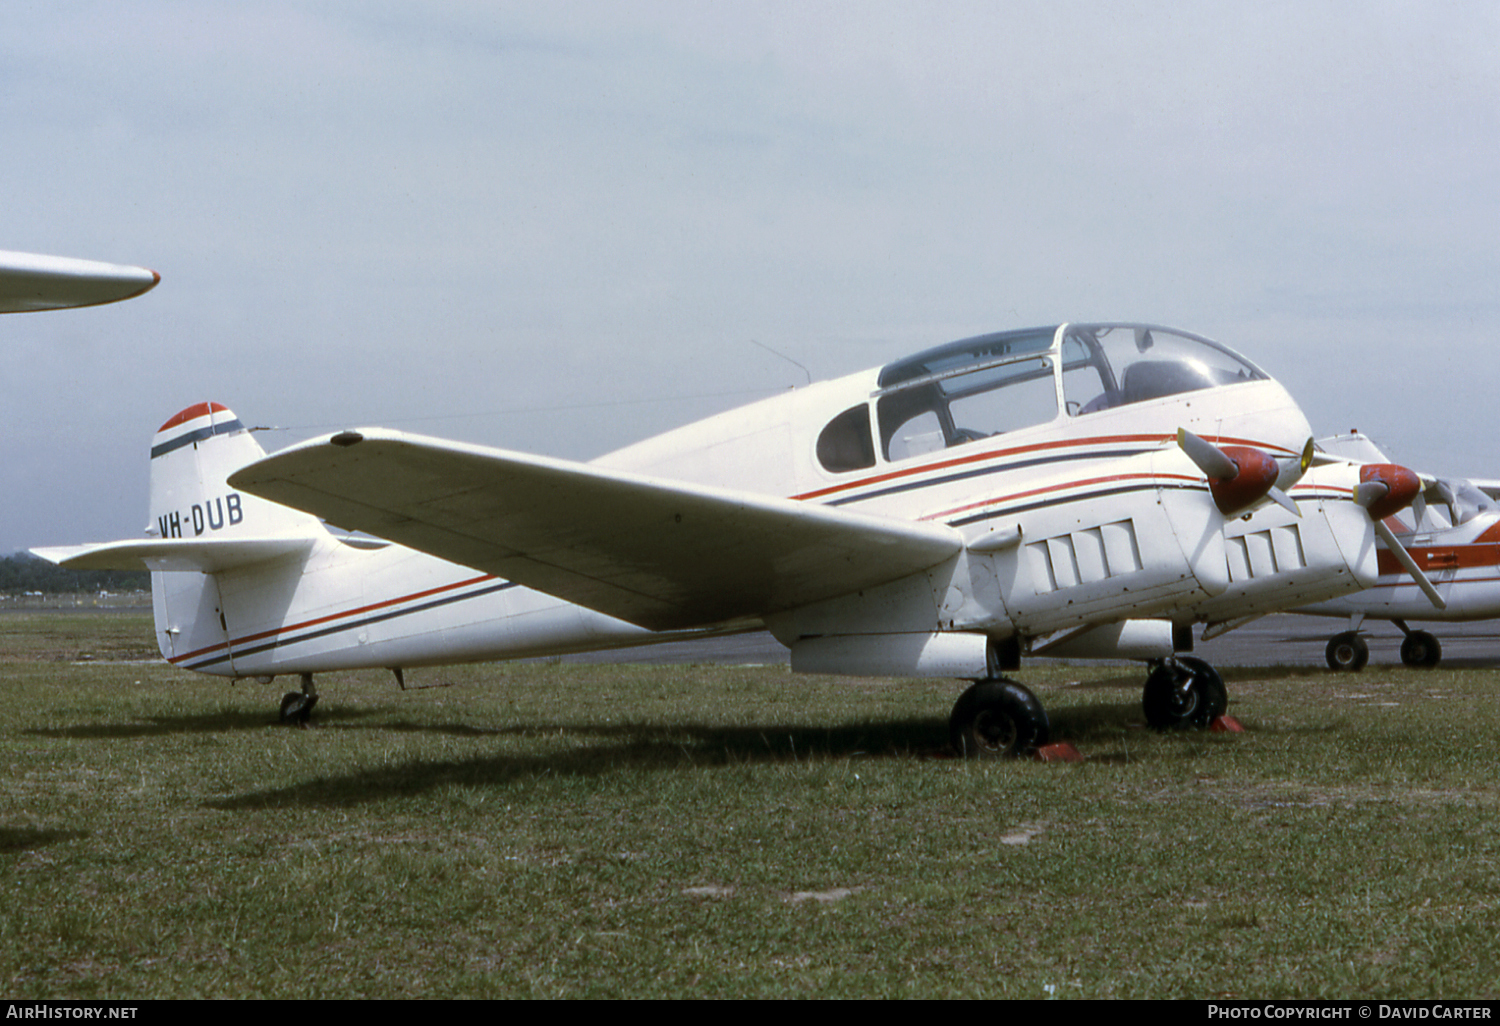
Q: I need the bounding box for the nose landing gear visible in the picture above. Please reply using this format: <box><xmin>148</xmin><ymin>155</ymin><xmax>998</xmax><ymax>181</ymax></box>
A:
<box><xmin>1142</xmin><ymin>656</ymin><xmax>1227</xmax><ymax>730</ymax></box>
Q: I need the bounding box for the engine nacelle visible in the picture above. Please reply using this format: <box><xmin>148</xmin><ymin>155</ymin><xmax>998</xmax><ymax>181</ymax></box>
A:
<box><xmin>1030</xmin><ymin>619</ymin><xmax>1176</xmax><ymax>661</ymax></box>
<box><xmin>789</xmin><ymin>631</ymin><xmax>995</xmax><ymax>678</ymax></box>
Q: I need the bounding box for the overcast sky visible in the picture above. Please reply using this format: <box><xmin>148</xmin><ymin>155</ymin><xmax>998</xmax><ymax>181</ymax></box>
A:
<box><xmin>5</xmin><ymin>1</ymin><xmax>1498</xmax><ymax>553</ymax></box>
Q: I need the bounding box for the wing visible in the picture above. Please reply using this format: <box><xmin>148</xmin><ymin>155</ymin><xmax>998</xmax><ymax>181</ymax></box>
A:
<box><xmin>33</xmin><ymin>537</ymin><xmax>315</xmax><ymax>573</ymax></box>
<box><xmin>0</xmin><ymin>249</ymin><xmax>159</xmax><ymax>313</ymax></box>
<box><xmin>229</xmin><ymin>430</ymin><xmax>963</xmax><ymax>631</ymax></box>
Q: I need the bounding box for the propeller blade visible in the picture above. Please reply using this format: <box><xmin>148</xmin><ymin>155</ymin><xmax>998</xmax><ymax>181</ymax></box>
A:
<box><xmin>1177</xmin><ymin>428</ymin><xmax>1237</xmax><ymax>479</ymax></box>
<box><xmin>1275</xmin><ymin>437</ymin><xmax>1316</xmax><ymax>493</ymax></box>
<box><xmin>1372</xmin><ymin>519</ymin><xmax>1447</xmax><ymax>610</ymax></box>
<box><xmin>1353</xmin><ymin>480</ymin><xmax>1390</xmax><ymax>510</ymax></box>
<box><xmin>1266</xmin><ymin>486</ymin><xmax>1301</xmax><ymax>517</ymax></box>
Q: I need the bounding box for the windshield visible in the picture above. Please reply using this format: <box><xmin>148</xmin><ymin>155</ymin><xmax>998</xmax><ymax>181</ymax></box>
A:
<box><xmin>870</xmin><ymin>323</ymin><xmax>1271</xmax><ymax>463</ymax></box>
<box><xmin>1061</xmin><ymin>324</ymin><xmax>1267</xmax><ymax>416</ymax></box>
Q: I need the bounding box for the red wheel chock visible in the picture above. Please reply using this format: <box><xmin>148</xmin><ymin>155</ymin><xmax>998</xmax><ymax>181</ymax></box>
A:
<box><xmin>1033</xmin><ymin>741</ymin><xmax>1084</xmax><ymax>762</ymax></box>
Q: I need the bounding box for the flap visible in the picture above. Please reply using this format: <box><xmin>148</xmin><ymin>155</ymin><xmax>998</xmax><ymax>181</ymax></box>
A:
<box><xmin>230</xmin><ymin>429</ymin><xmax>963</xmax><ymax>631</ymax></box>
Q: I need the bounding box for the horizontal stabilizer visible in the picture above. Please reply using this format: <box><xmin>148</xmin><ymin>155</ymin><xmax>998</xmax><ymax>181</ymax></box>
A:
<box><xmin>0</xmin><ymin>249</ymin><xmax>160</xmax><ymax>313</ymax></box>
<box><xmin>230</xmin><ymin>429</ymin><xmax>964</xmax><ymax>631</ymax></box>
<box><xmin>32</xmin><ymin>536</ymin><xmax>315</xmax><ymax>573</ymax></box>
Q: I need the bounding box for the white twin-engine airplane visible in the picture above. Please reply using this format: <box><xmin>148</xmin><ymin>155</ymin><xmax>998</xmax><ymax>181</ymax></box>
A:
<box><xmin>37</xmin><ymin>323</ymin><xmax>1435</xmax><ymax>756</ymax></box>
<box><xmin>1294</xmin><ymin>432</ymin><xmax>1500</xmax><ymax>671</ymax></box>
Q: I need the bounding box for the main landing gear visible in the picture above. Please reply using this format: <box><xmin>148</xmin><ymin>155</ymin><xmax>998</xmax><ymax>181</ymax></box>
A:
<box><xmin>949</xmin><ymin>679</ymin><xmax>1050</xmax><ymax>758</ymax></box>
<box><xmin>1398</xmin><ymin>627</ymin><xmax>1442</xmax><ymax>668</ymax></box>
<box><xmin>1325</xmin><ymin>620</ymin><xmax>1442</xmax><ymax>671</ymax></box>
<box><xmin>1326</xmin><ymin>632</ymin><xmax>1369</xmax><ymax>672</ymax></box>
<box><xmin>948</xmin><ymin>655</ymin><xmax>1230</xmax><ymax>757</ymax></box>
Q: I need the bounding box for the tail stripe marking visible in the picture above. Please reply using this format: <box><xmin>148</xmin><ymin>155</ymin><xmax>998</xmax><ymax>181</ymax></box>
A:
<box><xmin>151</xmin><ymin>417</ymin><xmax>247</xmax><ymax>460</ymax></box>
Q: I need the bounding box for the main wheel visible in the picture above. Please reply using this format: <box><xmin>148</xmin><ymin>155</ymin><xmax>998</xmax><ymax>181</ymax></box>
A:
<box><xmin>1142</xmin><ymin>656</ymin><xmax>1227</xmax><ymax>730</ymax></box>
<box><xmin>949</xmin><ymin>679</ymin><xmax>1050</xmax><ymax>759</ymax></box>
<box><xmin>1326</xmin><ymin>632</ymin><xmax>1369</xmax><ymax>672</ymax></box>
<box><xmin>1400</xmin><ymin>630</ymin><xmax>1442</xmax><ymax>668</ymax></box>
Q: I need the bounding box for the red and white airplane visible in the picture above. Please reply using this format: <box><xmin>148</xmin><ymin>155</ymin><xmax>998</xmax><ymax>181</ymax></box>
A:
<box><xmin>0</xmin><ymin>249</ymin><xmax>159</xmax><ymax>313</ymax></box>
<box><xmin>1293</xmin><ymin>431</ymin><xmax>1500</xmax><ymax>670</ymax></box>
<box><xmin>36</xmin><ymin>323</ymin><xmax>1432</xmax><ymax>755</ymax></box>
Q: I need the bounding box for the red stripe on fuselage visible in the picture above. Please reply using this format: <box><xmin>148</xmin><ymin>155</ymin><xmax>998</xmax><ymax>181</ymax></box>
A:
<box><xmin>1376</xmin><ymin>544</ymin><xmax>1500</xmax><ymax>577</ymax></box>
<box><xmin>920</xmin><ymin>471</ymin><xmax>1203</xmax><ymax>522</ymax></box>
<box><xmin>791</xmin><ymin>432</ymin><xmax>1295</xmax><ymax>503</ymax></box>
<box><xmin>167</xmin><ymin>572</ymin><xmax>498</xmax><ymax>666</ymax></box>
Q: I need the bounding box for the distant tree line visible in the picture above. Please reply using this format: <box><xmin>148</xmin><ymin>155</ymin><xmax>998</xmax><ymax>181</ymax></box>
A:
<box><xmin>1</xmin><ymin>553</ymin><xmax>150</xmax><ymax>594</ymax></box>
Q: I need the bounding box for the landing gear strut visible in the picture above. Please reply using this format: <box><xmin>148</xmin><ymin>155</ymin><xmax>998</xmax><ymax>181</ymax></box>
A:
<box><xmin>1142</xmin><ymin>656</ymin><xmax>1227</xmax><ymax>730</ymax></box>
<box><xmin>279</xmin><ymin>673</ymin><xmax>319</xmax><ymax>725</ymax></box>
<box><xmin>949</xmin><ymin>678</ymin><xmax>1049</xmax><ymax>758</ymax></box>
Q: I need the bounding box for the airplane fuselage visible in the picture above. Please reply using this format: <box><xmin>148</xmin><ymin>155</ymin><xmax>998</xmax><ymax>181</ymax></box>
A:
<box><xmin>137</xmin><ymin>324</ymin><xmax>1381</xmax><ymax>682</ymax></box>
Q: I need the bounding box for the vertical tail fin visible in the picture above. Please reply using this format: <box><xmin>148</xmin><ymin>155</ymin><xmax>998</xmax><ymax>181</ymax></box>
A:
<box><xmin>34</xmin><ymin>403</ymin><xmax>327</xmax><ymax>675</ymax></box>
<box><xmin>148</xmin><ymin>402</ymin><xmax>323</xmax><ymax>542</ymax></box>
<box><xmin>146</xmin><ymin>403</ymin><xmax>323</xmax><ymax>673</ymax></box>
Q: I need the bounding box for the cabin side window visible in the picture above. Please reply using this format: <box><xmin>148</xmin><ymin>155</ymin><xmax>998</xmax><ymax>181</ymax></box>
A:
<box><xmin>816</xmin><ymin>404</ymin><xmax>876</xmax><ymax>473</ymax></box>
<box><xmin>877</xmin><ymin>356</ymin><xmax>1057</xmax><ymax>462</ymax></box>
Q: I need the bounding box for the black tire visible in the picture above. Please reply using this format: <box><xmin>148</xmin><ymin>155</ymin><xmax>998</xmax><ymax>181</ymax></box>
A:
<box><xmin>1142</xmin><ymin>656</ymin><xmax>1227</xmax><ymax>730</ymax></box>
<box><xmin>1400</xmin><ymin>630</ymin><xmax>1442</xmax><ymax>668</ymax></box>
<box><xmin>1326</xmin><ymin>632</ymin><xmax>1369</xmax><ymax>672</ymax></box>
<box><xmin>949</xmin><ymin>679</ymin><xmax>1050</xmax><ymax>758</ymax></box>
<box><xmin>279</xmin><ymin>692</ymin><xmax>318</xmax><ymax>724</ymax></box>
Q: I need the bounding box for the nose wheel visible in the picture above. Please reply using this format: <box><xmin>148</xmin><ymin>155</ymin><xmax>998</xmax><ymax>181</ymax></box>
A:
<box><xmin>1142</xmin><ymin>656</ymin><xmax>1227</xmax><ymax>730</ymax></box>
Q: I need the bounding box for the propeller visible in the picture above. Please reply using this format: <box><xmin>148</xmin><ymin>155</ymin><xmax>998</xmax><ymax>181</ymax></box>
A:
<box><xmin>1353</xmin><ymin>463</ymin><xmax>1447</xmax><ymax>610</ymax></box>
<box><xmin>1176</xmin><ymin>429</ymin><xmax>1299</xmax><ymax>517</ymax></box>
<box><xmin>1408</xmin><ymin>475</ymin><xmax>1451</xmax><ymax>532</ymax></box>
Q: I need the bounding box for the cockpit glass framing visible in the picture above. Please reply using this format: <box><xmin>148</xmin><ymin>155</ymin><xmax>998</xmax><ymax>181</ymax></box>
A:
<box><xmin>870</xmin><ymin>323</ymin><xmax>1269</xmax><ymax>464</ymax></box>
<box><xmin>1061</xmin><ymin>324</ymin><xmax>1267</xmax><ymax>417</ymax></box>
<box><xmin>1442</xmin><ymin>479</ymin><xmax>1496</xmax><ymax>527</ymax></box>
<box><xmin>875</xmin><ymin>328</ymin><xmax>1058</xmax><ymax>462</ymax></box>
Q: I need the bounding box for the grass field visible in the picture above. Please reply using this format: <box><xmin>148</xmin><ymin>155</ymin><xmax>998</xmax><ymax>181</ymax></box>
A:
<box><xmin>3</xmin><ymin>612</ymin><xmax>1499</xmax><ymax>999</ymax></box>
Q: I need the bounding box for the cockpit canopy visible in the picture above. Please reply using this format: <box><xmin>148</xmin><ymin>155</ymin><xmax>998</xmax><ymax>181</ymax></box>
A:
<box><xmin>817</xmin><ymin>323</ymin><xmax>1269</xmax><ymax>472</ymax></box>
